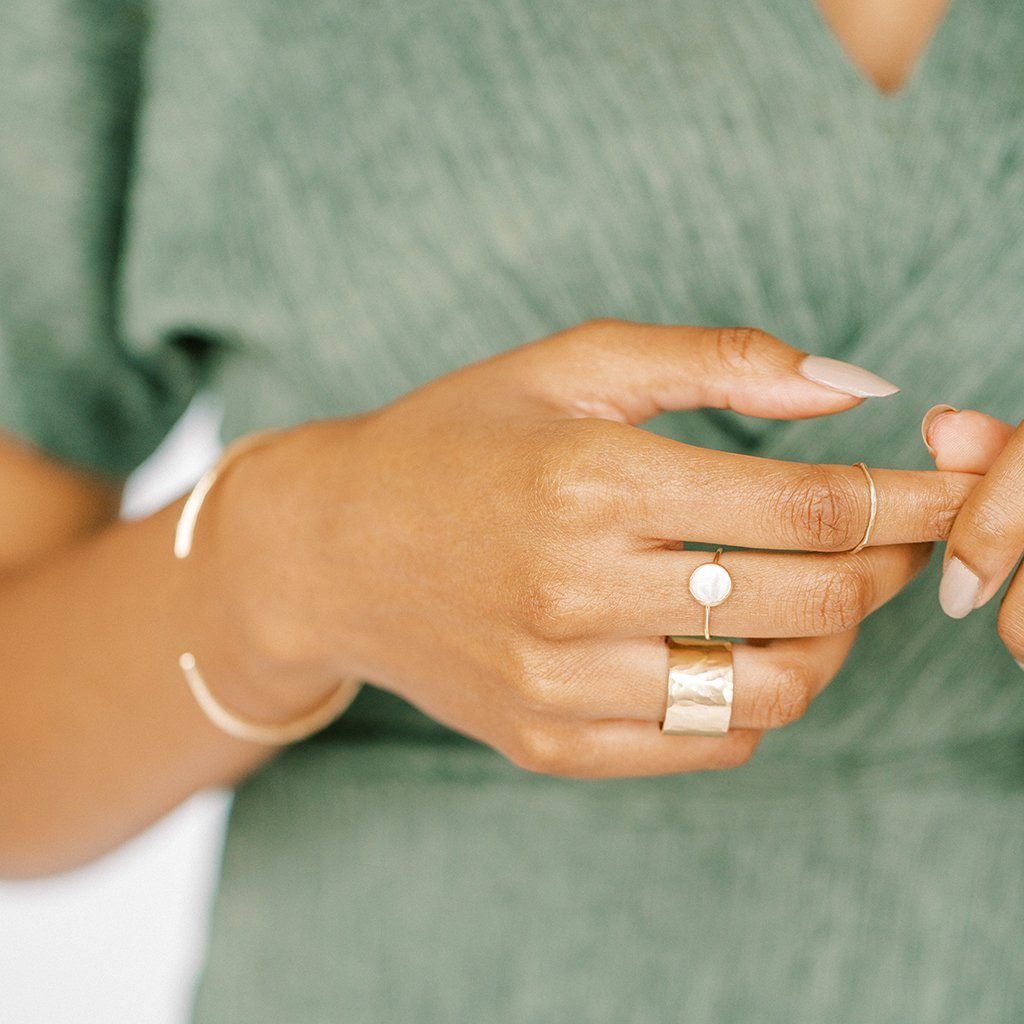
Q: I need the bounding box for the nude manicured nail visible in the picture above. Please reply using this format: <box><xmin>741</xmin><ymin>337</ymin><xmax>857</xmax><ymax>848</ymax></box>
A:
<box><xmin>939</xmin><ymin>556</ymin><xmax>980</xmax><ymax>619</ymax></box>
<box><xmin>921</xmin><ymin>403</ymin><xmax>958</xmax><ymax>456</ymax></box>
<box><xmin>798</xmin><ymin>355</ymin><xmax>900</xmax><ymax>398</ymax></box>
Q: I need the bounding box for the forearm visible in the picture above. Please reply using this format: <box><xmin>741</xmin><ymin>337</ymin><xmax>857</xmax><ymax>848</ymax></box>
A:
<box><xmin>0</xmin><ymin>485</ymin><xmax>337</xmax><ymax>879</ymax></box>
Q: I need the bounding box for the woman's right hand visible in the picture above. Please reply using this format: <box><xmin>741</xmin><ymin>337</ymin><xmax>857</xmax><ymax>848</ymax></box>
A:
<box><xmin>193</xmin><ymin>319</ymin><xmax>976</xmax><ymax>777</ymax></box>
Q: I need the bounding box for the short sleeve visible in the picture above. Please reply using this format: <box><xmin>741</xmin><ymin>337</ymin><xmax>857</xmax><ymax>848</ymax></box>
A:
<box><xmin>0</xmin><ymin>0</ymin><xmax>211</xmax><ymax>480</ymax></box>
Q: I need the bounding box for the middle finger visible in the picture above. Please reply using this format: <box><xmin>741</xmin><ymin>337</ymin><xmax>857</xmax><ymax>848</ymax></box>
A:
<box><xmin>621</xmin><ymin>431</ymin><xmax>976</xmax><ymax>551</ymax></box>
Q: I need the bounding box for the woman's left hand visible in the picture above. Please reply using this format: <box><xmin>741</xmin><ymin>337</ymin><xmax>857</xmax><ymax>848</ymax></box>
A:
<box><xmin>921</xmin><ymin>404</ymin><xmax>1024</xmax><ymax>658</ymax></box>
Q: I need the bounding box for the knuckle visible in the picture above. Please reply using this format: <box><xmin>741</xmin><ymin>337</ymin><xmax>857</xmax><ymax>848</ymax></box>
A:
<box><xmin>707</xmin><ymin>325</ymin><xmax>767</xmax><ymax>373</ymax></box>
<box><xmin>507</xmin><ymin>664</ymin><xmax>576</xmax><ymax>717</ymax></box>
<box><xmin>553</xmin><ymin>318</ymin><xmax>627</xmax><ymax>361</ymax></box>
<box><xmin>776</xmin><ymin>464</ymin><xmax>860</xmax><ymax>552</ymax></box>
<box><xmin>503</xmin><ymin>647</ymin><xmax>583</xmax><ymax>717</ymax></box>
<box><xmin>521</xmin><ymin>576</ymin><xmax>590</xmax><ymax>640</ymax></box>
<box><xmin>503</xmin><ymin>650</ymin><xmax>549</xmax><ymax>706</ymax></box>
<box><xmin>502</xmin><ymin>646</ymin><xmax>539</xmax><ymax>698</ymax></box>
<box><xmin>961</xmin><ymin>496</ymin><xmax>1016</xmax><ymax>548</ymax></box>
<box><xmin>506</xmin><ymin>724</ymin><xmax>572</xmax><ymax>776</ymax></box>
<box><xmin>508</xmin><ymin>670</ymin><xmax>549</xmax><ymax>713</ymax></box>
<box><xmin>806</xmin><ymin>563</ymin><xmax>871</xmax><ymax>634</ymax></box>
<box><xmin>757</xmin><ymin>664</ymin><xmax>814</xmax><ymax>728</ymax></box>
<box><xmin>928</xmin><ymin>476</ymin><xmax>969</xmax><ymax>541</ymax></box>
<box><xmin>530</xmin><ymin>422</ymin><xmax>618</xmax><ymax>520</ymax></box>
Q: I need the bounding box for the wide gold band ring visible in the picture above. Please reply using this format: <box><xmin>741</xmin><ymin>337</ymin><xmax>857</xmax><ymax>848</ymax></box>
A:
<box><xmin>661</xmin><ymin>637</ymin><xmax>734</xmax><ymax>736</ymax></box>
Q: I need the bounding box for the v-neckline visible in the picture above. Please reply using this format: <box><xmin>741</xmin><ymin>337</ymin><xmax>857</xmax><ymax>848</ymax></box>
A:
<box><xmin>803</xmin><ymin>0</ymin><xmax>960</xmax><ymax>103</ymax></box>
<box><xmin>703</xmin><ymin>1</ymin><xmax>967</xmax><ymax>453</ymax></box>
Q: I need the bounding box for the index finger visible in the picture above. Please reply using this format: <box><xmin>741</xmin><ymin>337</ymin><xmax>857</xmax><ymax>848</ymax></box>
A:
<box><xmin>622</xmin><ymin>430</ymin><xmax>979</xmax><ymax>552</ymax></box>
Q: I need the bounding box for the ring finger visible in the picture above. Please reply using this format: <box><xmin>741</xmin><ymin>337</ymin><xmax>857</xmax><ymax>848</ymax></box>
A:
<box><xmin>536</xmin><ymin>631</ymin><xmax>857</xmax><ymax>728</ymax></box>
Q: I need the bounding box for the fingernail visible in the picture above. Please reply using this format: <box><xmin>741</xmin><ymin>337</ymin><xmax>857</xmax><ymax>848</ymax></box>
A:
<box><xmin>939</xmin><ymin>556</ymin><xmax>980</xmax><ymax>619</ymax></box>
<box><xmin>1014</xmin><ymin>658</ymin><xmax>1024</xmax><ymax>672</ymax></box>
<box><xmin>798</xmin><ymin>355</ymin><xmax>901</xmax><ymax>398</ymax></box>
<box><xmin>920</xmin><ymin>403</ymin><xmax>959</xmax><ymax>457</ymax></box>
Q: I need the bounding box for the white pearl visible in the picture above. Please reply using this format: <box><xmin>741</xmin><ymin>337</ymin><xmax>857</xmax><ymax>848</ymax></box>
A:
<box><xmin>688</xmin><ymin>562</ymin><xmax>732</xmax><ymax>607</ymax></box>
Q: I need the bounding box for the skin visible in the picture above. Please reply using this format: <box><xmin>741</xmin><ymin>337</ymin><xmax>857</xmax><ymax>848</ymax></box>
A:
<box><xmin>0</xmin><ymin>318</ymin><xmax>977</xmax><ymax>878</ymax></box>
<box><xmin>0</xmin><ymin>0</ymin><xmax>970</xmax><ymax>877</ymax></box>
<box><xmin>923</xmin><ymin>407</ymin><xmax>1024</xmax><ymax>655</ymax></box>
<box><xmin>816</xmin><ymin>0</ymin><xmax>951</xmax><ymax>94</ymax></box>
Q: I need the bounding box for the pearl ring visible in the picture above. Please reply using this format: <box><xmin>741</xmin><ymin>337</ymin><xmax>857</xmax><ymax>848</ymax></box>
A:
<box><xmin>688</xmin><ymin>547</ymin><xmax>732</xmax><ymax>641</ymax></box>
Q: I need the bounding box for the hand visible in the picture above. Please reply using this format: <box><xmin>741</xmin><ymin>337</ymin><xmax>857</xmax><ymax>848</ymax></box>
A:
<box><xmin>921</xmin><ymin>404</ymin><xmax>1024</xmax><ymax>660</ymax></box>
<box><xmin>198</xmin><ymin>320</ymin><xmax>973</xmax><ymax>778</ymax></box>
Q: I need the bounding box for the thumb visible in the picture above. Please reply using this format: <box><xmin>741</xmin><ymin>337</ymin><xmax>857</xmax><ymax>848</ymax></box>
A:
<box><xmin>920</xmin><ymin>404</ymin><xmax>1015</xmax><ymax>473</ymax></box>
<box><xmin>511</xmin><ymin>319</ymin><xmax>899</xmax><ymax>425</ymax></box>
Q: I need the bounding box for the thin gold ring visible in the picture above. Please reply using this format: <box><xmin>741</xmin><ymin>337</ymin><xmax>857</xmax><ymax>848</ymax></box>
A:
<box><xmin>848</xmin><ymin>461</ymin><xmax>877</xmax><ymax>554</ymax></box>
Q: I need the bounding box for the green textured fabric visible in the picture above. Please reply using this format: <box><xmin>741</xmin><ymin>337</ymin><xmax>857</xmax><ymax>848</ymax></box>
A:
<box><xmin>4</xmin><ymin>0</ymin><xmax>1024</xmax><ymax>1020</ymax></box>
<box><xmin>0</xmin><ymin>1</ymin><xmax>212</xmax><ymax>479</ymax></box>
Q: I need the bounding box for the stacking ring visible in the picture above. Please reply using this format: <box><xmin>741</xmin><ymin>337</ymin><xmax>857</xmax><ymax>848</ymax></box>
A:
<box><xmin>848</xmin><ymin>461</ymin><xmax>877</xmax><ymax>553</ymax></box>
<box><xmin>663</xmin><ymin>463</ymin><xmax>875</xmax><ymax>739</ymax></box>
<box><xmin>687</xmin><ymin>547</ymin><xmax>733</xmax><ymax>641</ymax></box>
<box><xmin>661</xmin><ymin>637</ymin><xmax>734</xmax><ymax>736</ymax></box>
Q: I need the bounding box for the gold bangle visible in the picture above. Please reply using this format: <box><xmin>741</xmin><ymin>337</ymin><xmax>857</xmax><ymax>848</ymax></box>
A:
<box><xmin>173</xmin><ymin>430</ymin><xmax>361</xmax><ymax>745</ymax></box>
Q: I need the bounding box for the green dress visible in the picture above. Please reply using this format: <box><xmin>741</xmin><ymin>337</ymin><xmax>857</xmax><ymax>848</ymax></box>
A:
<box><xmin>4</xmin><ymin>0</ymin><xmax>1024</xmax><ymax>1020</ymax></box>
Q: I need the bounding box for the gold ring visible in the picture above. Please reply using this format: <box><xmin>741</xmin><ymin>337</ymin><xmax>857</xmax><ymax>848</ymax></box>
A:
<box><xmin>687</xmin><ymin>547</ymin><xmax>732</xmax><ymax>641</ymax></box>
<box><xmin>661</xmin><ymin>637</ymin><xmax>734</xmax><ymax>736</ymax></box>
<box><xmin>848</xmin><ymin>461</ymin><xmax>877</xmax><ymax>553</ymax></box>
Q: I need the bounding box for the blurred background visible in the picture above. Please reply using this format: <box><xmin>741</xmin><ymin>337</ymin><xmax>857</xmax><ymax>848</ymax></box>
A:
<box><xmin>0</xmin><ymin>397</ymin><xmax>229</xmax><ymax>1024</ymax></box>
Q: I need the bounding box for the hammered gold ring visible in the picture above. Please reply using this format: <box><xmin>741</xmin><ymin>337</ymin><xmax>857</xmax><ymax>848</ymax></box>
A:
<box><xmin>661</xmin><ymin>637</ymin><xmax>734</xmax><ymax>736</ymax></box>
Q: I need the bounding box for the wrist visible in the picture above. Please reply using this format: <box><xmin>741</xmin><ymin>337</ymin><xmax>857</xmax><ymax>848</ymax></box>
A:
<box><xmin>173</xmin><ymin>424</ymin><xmax>353</xmax><ymax>721</ymax></box>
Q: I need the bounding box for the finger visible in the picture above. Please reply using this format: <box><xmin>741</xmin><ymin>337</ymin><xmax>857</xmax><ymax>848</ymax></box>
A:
<box><xmin>501</xmin><ymin>319</ymin><xmax>899</xmax><ymax>425</ymax></box>
<box><xmin>729</xmin><ymin>631</ymin><xmax>856</xmax><ymax>727</ymax></box>
<box><xmin>614</xmin><ymin>428</ymin><xmax>977</xmax><ymax>551</ymax></box>
<box><xmin>996</xmin><ymin>561</ymin><xmax>1024</xmax><ymax>669</ymax></box>
<box><xmin>503</xmin><ymin>712</ymin><xmax>764</xmax><ymax>779</ymax></box>
<box><xmin>532</xmin><ymin>632</ymin><xmax>857</xmax><ymax>728</ymax></box>
<box><xmin>937</xmin><ymin>418</ymin><xmax>1024</xmax><ymax>617</ymax></box>
<box><xmin>921</xmin><ymin>404</ymin><xmax>1015</xmax><ymax>473</ymax></box>
<box><xmin>628</xmin><ymin>545</ymin><xmax>930</xmax><ymax>638</ymax></box>
<box><xmin>531</xmin><ymin>543</ymin><xmax>932</xmax><ymax>641</ymax></box>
